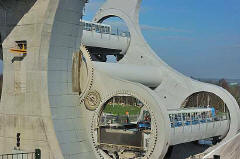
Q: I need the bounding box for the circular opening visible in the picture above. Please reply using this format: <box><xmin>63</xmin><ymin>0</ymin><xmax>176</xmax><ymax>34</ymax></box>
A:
<box><xmin>82</xmin><ymin>16</ymin><xmax>130</xmax><ymax>63</ymax></box>
<box><xmin>96</xmin><ymin>94</ymin><xmax>153</xmax><ymax>158</ymax></box>
<box><xmin>181</xmin><ymin>91</ymin><xmax>230</xmax><ymax>144</ymax></box>
<box><xmin>103</xmin><ymin>17</ymin><xmax>129</xmax><ymax>37</ymax></box>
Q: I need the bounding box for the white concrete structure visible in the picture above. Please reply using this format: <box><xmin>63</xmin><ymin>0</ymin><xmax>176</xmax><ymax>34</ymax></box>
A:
<box><xmin>0</xmin><ymin>0</ymin><xmax>95</xmax><ymax>158</ymax></box>
<box><xmin>170</xmin><ymin>120</ymin><xmax>230</xmax><ymax>145</ymax></box>
<box><xmin>82</xmin><ymin>30</ymin><xmax>130</xmax><ymax>55</ymax></box>
<box><xmin>93</xmin><ymin>62</ymin><xmax>163</xmax><ymax>88</ymax></box>
<box><xmin>203</xmin><ymin>133</ymin><xmax>240</xmax><ymax>159</ymax></box>
<box><xmin>0</xmin><ymin>0</ymin><xmax>239</xmax><ymax>158</ymax></box>
<box><xmin>0</xmin><ymin>0</ymin><xmax>37</xmax><ymax>59</ymax></box>
<box><xmin>87</xmin><ymin>0</ymin><xmax>240</xmax><ymax>158</ymax></box>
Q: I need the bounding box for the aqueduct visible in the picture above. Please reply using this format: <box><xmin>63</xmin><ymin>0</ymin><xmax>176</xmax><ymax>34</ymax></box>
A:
<box><xmin>0</xmin><ymin>0</ymin><xmax>239</xmax><ymax>158</ymax></box>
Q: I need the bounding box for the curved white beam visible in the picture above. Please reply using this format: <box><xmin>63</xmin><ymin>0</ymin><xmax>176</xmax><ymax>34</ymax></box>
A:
<box><xmin>92</xmin><ymin>0</ymin><xmax>240</xmax><ymax>157</ymax></box>
<box><xmin>93</xmin><ymin>62</ymin><xmax>163</xmax><ymax>88</ymax></box>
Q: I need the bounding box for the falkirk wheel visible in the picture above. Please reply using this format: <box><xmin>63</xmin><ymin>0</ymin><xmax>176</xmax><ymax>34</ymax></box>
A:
<box><xmin>0</xmin><ymin>0</ymin><xmax>240</xmax><ymax>159</ymax></box>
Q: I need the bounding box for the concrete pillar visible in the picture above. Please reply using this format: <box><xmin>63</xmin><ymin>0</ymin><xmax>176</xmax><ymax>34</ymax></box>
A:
<box><xmin>0</xmin><ymin>0</ymin><xmax>96</xmax><ymax>158</ymax></box>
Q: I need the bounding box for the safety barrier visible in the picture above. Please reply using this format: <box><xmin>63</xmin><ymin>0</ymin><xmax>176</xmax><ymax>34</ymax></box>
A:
<box><xmin>0</xmin><ymin>149</ymin><xmax>41</xmax><ymax>159</ymax></box>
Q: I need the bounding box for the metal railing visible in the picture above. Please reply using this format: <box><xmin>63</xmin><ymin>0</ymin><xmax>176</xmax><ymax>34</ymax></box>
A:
<box><xmin>0</xmin><ymin>149</ymin><xmax>41</xmax><ymax>159</ymax></box>
<box><xmin>100</xmin><ymin>114</ymin><xmax>139</xmax><ymax>125</ymax></box>
<box><xmin>83</xmin><ymin>25</ymin><xmax>130</xmax><ymax>38</ymax></box>
<box><xmin>170</xmin><ymin>113</ymin><xmax>229</xmax><ymax>128</ymax></box>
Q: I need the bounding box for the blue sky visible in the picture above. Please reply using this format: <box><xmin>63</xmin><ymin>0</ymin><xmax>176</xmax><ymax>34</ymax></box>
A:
<box><xmin>84</xmin><ymin>0</ymin><xmax>240</xmax><ymax>79</ymax></box>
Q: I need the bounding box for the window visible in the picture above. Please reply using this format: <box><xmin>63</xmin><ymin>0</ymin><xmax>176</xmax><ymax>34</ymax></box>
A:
<box><xmin>182</xmin><ymin>113</ymin><xmax>187</xmax><ymax>121</ymax></box>
<box><xmin>177</xmin><ymin>113</ymin><xmax>182</xmax><ymax>121</ymax></box>
<box><xmin>92</xmin><ymin>24</ymin><xmax>96</xmax><ymax>31</ymax></box>
<box><xmin>106</xmin><ymin>26</ymin><xmax>110</xmax><ymax>34</ymax></box>
<box><xmin>86</xmin><ymin>23</ymin><xmax>92</xmax><ymax>31</ymax></box>
<box><xmin>96</xmin><ymin>25</ymin><xmax>100</xmax><ymax>33</ymax></box>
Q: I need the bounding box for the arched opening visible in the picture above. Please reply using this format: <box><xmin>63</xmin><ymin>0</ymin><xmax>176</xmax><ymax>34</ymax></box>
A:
<box><xmin>181</xmin><ymin>91</ymin><xmax>229</xmax><ymax>115</ymax></box>
<box><xmin>180</xmin><ymin>91</ymin><xmax>230</xmax><ymax>144</ymax></box>
<box><xmin>102</xmin><ymin>17</ymin><xmax>129</xmax><ymax>37</ymax></box>
<box><xmin>81</xmin><ymin>16</ymin><xmax>130</xmax><ymax>63</ymax></box>
<box><xmin>168</xmin><ymin>92</ymin><xmax>231</xmax><ymax>159</ymax></box>
<box><xmin>97</xmin><ymin>94</ymin><xmax>152</xmax><ymax>158</ymax></box>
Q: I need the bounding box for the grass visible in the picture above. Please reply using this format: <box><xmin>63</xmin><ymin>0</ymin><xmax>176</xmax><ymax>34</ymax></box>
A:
<box><xmin>103</xmin><ymin>104</ymin><xmax>141</xmax><ymax>115</ymax></box>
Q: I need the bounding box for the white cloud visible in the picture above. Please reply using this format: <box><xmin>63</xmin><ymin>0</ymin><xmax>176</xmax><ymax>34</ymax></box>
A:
<box><xmin>232</xmin><ymin>44</ymin><xmax>240</xmax><ymax>48</ymax></box>
<box><xmin>103</xmin><ymin>21</ymin><xmax>192</xmax><ymax>34</ymax></box>
<box><xmin>102</xmin><ymin>20</ymin><xmax>192</xmax><ymax>33</ymax></box>
<box><xmin>156</xmin><ymin>35</ymin><xmax>195</xmax><ymax>41</ymax></box>
<box><xmin>140</xmin><ymin>24</ymin><xmax>192</xmax><ymax>33</ymax></box>
<box><xmin>84</xmin><ymin>0</ymin><xmax>192</xmax><ymax>34</ymax></box>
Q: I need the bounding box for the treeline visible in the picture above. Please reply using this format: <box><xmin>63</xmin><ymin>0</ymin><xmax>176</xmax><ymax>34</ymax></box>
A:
<box><xmin>185</xmin><ymin>79</ymin><xmax>240</xmax><ymax>109</ymax></box>
<box><xmin>204</xmin><ymin>78</ymin><xmax>240</xmax><ymax>107</ymax></box>
<box><xmin>218</xmin><ymin>79</ymin><xmax>240</xmax><ymax>106</ymax></box>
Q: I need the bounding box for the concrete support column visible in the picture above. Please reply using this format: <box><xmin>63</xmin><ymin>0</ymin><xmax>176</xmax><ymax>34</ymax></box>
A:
<box><xmin>0</xmin><ymin>0</ymin><xmax>94</xmax><ymax>158</ymax></box>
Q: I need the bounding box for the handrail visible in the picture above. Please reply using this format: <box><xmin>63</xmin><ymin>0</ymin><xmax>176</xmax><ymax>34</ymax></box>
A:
<box><xmin>170</xmin><ymin>113</ymin><xmax>229</xmax><ymax>128</ymax></box>
<box><xmin>0</xmin><ymin>149</ymin><xmax>41</xmax><ymax>159</ymax></box>
<box><xmin>83</xmin><ymin>27</ymin><xmax>130</xmax><ymax>38</ymax></box>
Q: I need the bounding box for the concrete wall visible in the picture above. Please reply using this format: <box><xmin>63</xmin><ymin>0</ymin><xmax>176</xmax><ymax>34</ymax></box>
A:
<box><xmin>93</xmin><ymin>0</ymin><xmax>240</xmax><ymax>142</ymax></box>
<box><xmin>0</xmin><ymin>0</ymin><xmax>37</xmax><ymax>59</ymax></box>
<box><xmin>204</xmin><ymin>133</ymin><xmax>240</xmax><ymax>159</ymax></box>
<box><xmin>0</xmin><ymin>0</ymin><xmax>97</xmax><ymax>158</ymax></box>
<box><xmin>0</xmin><ymin>0</ymin><xmax>239</xmax><ymax>158</ymax></box>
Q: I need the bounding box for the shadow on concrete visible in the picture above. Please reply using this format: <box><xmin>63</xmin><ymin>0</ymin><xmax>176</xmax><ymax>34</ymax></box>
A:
<box><xmin>169</xmin><ymin>142</ymin><xmax>210</xmax><ymax>159</ymax></box>
<box><xmin>0</xmin><ymin>0</ymin><xmax>37</xmax><ymax>59</ymax></box>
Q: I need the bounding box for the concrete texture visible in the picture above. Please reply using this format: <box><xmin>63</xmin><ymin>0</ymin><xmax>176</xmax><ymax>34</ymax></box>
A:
<box><xmin>170</xmin><ymin>142</ymin><xmax>210</xmax><ymax>159</ymax></box>
<box><xmin>76</xmin><ymin>44</ymin><xmax>171</xmax><ymax>159</ymax></box>
<box><xmin>0</xmin><ymin>0</ymin><xmax>96</xmax><ymax>158</ymax></box>
<box><xmin>204</xmin><ymin>133</ymin><xmax>240</xmax><ymax>159</ymax></box>
<box><xmin>170</xmin><ymin>120</ymin><xmax>230</xmax><ymax>145</ymax></box>
<box><xmin>0</xmin><ymin>0</ymin><xmax>37</xmax><ymax>59</ymax></box>
<box><xmin>93</xmin><ymin>0</ymin><xmax>240</xmax><ymax>140</ymax></box>
<box><xmin>0</xmin><ymin>0</ymin><xmax>239</xmax><ymax>158</ymax></box>
<box><xmin>90</xmin><ymin>0</ymin><xmax>240</xmax><ymax>158</ymax></box>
